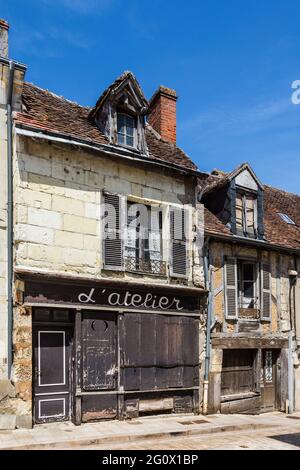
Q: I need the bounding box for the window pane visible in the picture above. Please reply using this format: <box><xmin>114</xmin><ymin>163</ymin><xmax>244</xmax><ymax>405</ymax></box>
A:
<box><xmin>117</xmin><ymin>133</ymin><xmax>125</xmax><ymax>145</ymax></box>
<box><xmin>117</xmin><ymin>114</ymin><xmax>125</xmax><ymax>133</ymax></box>
<box><xmin>126</xmin><ymin>135</ymin><xmax>134</xmax><ymax>147</ymax></box>
<box><xmin>125</xmin><ymin>116</ymin><xmax>134</xmax><ymax>136</ymax></box>
<box><xmin>243</xmin><ymin>281</ymin><xmax>254</xmax><ymax>298</ymax></box>
<box><xmin>243</xmin><ymin>263</ymin><xmax>254</xmax><ymax>280</ymax></box>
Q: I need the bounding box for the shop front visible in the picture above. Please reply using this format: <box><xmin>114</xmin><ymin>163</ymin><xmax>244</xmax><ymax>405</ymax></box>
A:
<box><xmin>22</xmin><ymin>276</ymin><xmax>204</xmax><ymax>425</ymax></box>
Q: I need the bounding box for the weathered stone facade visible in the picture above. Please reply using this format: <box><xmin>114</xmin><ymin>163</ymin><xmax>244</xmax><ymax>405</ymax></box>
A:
<box><xmin>206</xmin><ymin>239</ymin><xmax>299</xmax><ymax>414</ymax></box>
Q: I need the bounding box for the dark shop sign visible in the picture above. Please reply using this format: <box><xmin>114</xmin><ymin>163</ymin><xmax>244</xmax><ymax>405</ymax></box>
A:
<box><xmin>25</xmin><ymin>281</ymin><xmax>200</xmax><ymax>313</ymax></box>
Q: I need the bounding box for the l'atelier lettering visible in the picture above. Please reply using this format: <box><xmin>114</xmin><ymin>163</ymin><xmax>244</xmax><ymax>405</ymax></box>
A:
<box><xmin>78</xmin><ymin>287</ymin><xmax>184</xmax><ymax>311</ymax></box>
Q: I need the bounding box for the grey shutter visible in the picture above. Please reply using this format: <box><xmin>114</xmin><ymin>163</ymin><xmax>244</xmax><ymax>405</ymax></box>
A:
<box><xmin>229</xmin><ymin>180</ymin><xmax>237</xmax><ymax>234</ymax></box>
<box><xmin>261</xmin><ymin>263</ymin><xmax>271</xmax><ymax>319</ymax></box>
<box><xmin>170</xmin><ymin>207</ymin><xmax>187</xmax><ymax>278</ymax></box>
<box><xmin>103</xmin><ymin>192</ymin><xmax>124</xmax><ymax>270</ymax></box>
<box><xmin>257</xmin><ymin>188</ymin><xmax>264</xmax><ymax>240</ymax></box>
<box><xmin>225</xmin><ymin>257</ymin><xmax>238</xmax><ymax>319</ymax></box>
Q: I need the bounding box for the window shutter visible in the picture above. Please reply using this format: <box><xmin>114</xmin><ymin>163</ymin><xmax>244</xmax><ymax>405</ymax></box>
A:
<box><xmin>149</xmin><ymin>209</ymin><xmax>161</xmax><ymax>262</ymax></box>
<box><xmin>225</xmin><ymin>257</ymin><xmax>238</xmax><ymax>319</ymax></box>
<box><xmin>257</xmin><ymin>188</ymin><xmax>264</xmax><ymax>240</ymax></box>
<box><xmin>103</xmin><ymin>192</ymin><xmax>124</xmax><ymax>270</ymax></box>
<box><xmin>229</xmin><ymin>180</ymin><xmax>237</xmax><ymax>234</ymax></box>
<box><xmin>170</xmin><ymin>207</ymin><xmax>187</xmax><ymax>278</ymax></box>
<box><xmin>261</xmin><ymin>263</ymin><xmax>271</xmax><ymax>319</ymax></box>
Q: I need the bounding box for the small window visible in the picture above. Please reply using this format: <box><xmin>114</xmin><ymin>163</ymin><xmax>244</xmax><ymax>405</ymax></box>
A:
<box><xmin>237</xmin><ymin>261</ymin><xmax>257</xmax><ymax>309</ymax></box>
<box><xmin>236</xmin><ymin>190</ymin><xmax>257</xmax><ymax>237</ymax></box>
<box><xmin>117</xmin><ymin>113</ymin><xmax>135</xmax><ymax>147</ymax></box>
<box><xmin>278</xmin><ymin>213</ymin><xmax>295</xmax><ymax>225</ymax></box>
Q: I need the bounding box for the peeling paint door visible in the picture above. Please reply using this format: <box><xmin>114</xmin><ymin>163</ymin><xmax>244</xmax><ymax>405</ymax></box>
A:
<box><xmin>33</xmin><ymin>326</ymin><xmax>72</xmax><ymax>424</ymax></box>
<box><xmin>261</xmin><ymin>349</ymin><xmax>278</xmax><ymax>412</ymax></box>
<box><xmin>82</xmin><ymin>312</ymin><xmax>118</xmax><ymax>391</ymax></box>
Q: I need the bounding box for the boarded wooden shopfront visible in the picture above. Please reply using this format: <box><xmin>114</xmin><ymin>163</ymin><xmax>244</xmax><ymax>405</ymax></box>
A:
<box><xmin>24</xmin><ymin>277</ymin><xmax>204</xmax><ymax>424</ymax></box>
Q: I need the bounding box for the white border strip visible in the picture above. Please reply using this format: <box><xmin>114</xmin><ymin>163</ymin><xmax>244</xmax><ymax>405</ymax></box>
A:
<box><xmin>38</xmin><ymin>398</ymin><xmax>65</xmax><ymax>419</ymax></box>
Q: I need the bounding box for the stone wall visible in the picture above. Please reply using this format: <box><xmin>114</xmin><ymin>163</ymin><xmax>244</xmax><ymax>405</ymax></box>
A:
<box><xmin>0</xmin><ymin>64</ymin><xmax>8</xmax><ymax>380</ymax></box>
<box><xmin>14</xmin><ymin>137</ymin><xmax>203</xmax><ymax>287</ymax></box>
<box><xmin>1</xmin><ymin>134</ymin><xmax>206</xmax><ymax>427</ymax></box>
<box><xmin>208</xmin><ymin>240</ymin><xmax>300</xmax><ymax>413</ymax></box>
<box><xmin>209</xmin><ymin>240</ymin><xmax>295</xmax><ymax>333</ymax></box>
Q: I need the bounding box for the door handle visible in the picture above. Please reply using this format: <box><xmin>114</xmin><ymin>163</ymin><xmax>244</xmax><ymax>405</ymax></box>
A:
<box><xmin>35</xmin><ymin>367</ymin><xmax>41</xmax><ymax>378</ymax></box>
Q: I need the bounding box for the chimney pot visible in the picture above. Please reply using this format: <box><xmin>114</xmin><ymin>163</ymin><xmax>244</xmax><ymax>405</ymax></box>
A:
<box><xmin>148</xmin><ymin>85</ymin><xmax>177</xmax><ymax>143</ymax></box>
<box><xmin>0</xmin><ymin>19</ymin><xmax>9</xmax><ymax>58</ymax></box>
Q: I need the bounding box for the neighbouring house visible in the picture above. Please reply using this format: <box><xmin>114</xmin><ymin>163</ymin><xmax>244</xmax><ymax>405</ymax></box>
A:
<box><xmin>199</xmin><ymin>164</ymin><xmax>300</xmax><ymax>414</ymax></box>
<box><xmin>0</xmin><ymin>20</ymin><xmax>206</xmax><ymax>428</ymax></box>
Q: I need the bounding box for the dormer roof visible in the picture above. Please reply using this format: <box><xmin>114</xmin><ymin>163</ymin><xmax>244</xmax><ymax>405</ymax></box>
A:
<box><xmin>89</xmin><ymin>71</ymin><xmax>149</xmax><ymax>121</ymax></box>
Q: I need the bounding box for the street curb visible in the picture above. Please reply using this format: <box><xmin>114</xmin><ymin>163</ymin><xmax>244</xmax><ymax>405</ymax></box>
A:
<box><xmin>1</xmin><ymin>422</ymin><xmax>279</xmax><ymax>450</ymax></box>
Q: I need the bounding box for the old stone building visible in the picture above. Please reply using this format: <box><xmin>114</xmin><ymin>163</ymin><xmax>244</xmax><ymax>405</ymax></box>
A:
<box><xmin>0</xmin><ymin>21</ymin><xmax>206</xmax><ymax>428</ymax></box>
<box><xmin>199</xmin><ymin>164</ymin><xmax>300</xmax><ymax>414</ymax></box>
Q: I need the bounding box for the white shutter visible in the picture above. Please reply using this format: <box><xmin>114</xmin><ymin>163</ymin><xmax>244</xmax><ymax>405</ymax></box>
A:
<box><xmin>261</xmin><ymin>263</ymin><xmax>271</xmax><ymax>319</ymax></box>
<box><xmin>225</xmin><ymin>257</ymin><xmax>238</xmax><ymax>319</ymax></box>
<box><xmin>103</xmin><ymin>192</ymin><xmax>124</xmax><ymax>270</ymax></box>
<box><xmin>149</xmin><ymin>208</ymin><xmax>161</xmax><ymax>263</ymax></box>
<box><xmin>170</xmin><ymin>206</ymin><xmax>188</xmax><ymax>278</ymax></box>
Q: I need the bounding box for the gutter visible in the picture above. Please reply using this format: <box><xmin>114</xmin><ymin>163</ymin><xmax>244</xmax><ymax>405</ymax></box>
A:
<box><xmin>7</xmin><ymin>60</ymin><xmax>15</xmax><ymax>378</ymax></box>
<box><xmin>205</xmin><ymin>230</ymin><xmax>300</xmax><ymax>256</ymax></box>
<box><xmin>15</xmin><ymin>125</ymin><xmax>202</xmax><ymax>178</ymax></box>
<box><xmin>0</xmin><ymin>56</ymin><xmax>26</xmax><ymax>72</ymax></box>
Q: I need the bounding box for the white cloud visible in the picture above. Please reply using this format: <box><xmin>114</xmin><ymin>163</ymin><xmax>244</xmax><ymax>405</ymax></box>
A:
<box><xmin>180</xmin><ymin>98</ymin><xmax>292</xmax><ymax>139</ymax></box>
<box><xmin>41</xmin><ymin>0</ymin><xmax>115</xmax><ymax>14</ymax></box>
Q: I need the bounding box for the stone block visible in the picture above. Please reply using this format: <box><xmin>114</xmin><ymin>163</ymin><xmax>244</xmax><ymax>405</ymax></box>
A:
<box><xmin>85</xmin><ymin>202</ymin><xmax>99</xmax><ymax>219</ymax></box>
<box><xmin>146</xmin><ymin>173</ymin><xmax>172</xmax><ymax>192</ymax></box>
<box><xmin>15</xmin><ymin>224</ymin><xmax>54</xmax><ymax>246</ymax></box>
<box><xmin>0</xmin><ymin>414</ymin><xmax>16</xmax><ymax>430</ymax></box>
<box><xmin>83</xmin><ymin>234</ymin><xmax>100</xmax><ymax>251</ymax></box>
<box><xmin>27</xmin><ymin>173</ymin><xmax>65</xmax><ymax>196</ymax></box>
<box><xmin>17</xmin><ymin>188</ymin><xmax>52</xmax><ymax>209</ymax></box>
<box><xmin>104</xmin><ymin>176</ymin><xmax>131</xmax><ymax>195</ymax></box>
<box><xmin>64</xmin><ymin>183</ymin><xmax>97</xmax><ymax>203</ymax></box>
<box><xmin>142</xmin><ymin>186</ymin><xmax>162</xmax><ymax>201</ymax></box>
<box><xmin>0</xmin><ymin>379</ymin><xmax>16</xmax><ymax>400</ymax></box>
<box><xmin>28</xmin><ymin>207</ymin><xmax>62</xmax><ymax>229</ymax></box>
<box><xmin>22</xmin><ymin>154</ymin><xmax>51</xmax><ymax>177</ymax></box>
<box><xmin>63</xmin><ymin>214</ymin><xmax>97</xmax><ymax>235</ymax></box>
<box><xmin>16</xmin><ymin>414</ymin><xmax>32</xmax><ymax>429</ymax></box>
<box><xmin>55</xmin><ymin>230</ymin><xmax>83</xmax><ymax>249</ymax></box>
<box><xmin>52</xmin><ymin>194</ymin><xmax>84</xmax><ymax>216</ymax></box>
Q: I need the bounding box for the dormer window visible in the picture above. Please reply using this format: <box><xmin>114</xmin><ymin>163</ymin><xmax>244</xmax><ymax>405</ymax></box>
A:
<box><xmin>236</xmin><ymin>190</ymin><xmax>257</xmax><ymax>237</ymax></box>
<box><xmin>117</xmin><ymin>113</ymin><xmax>135</xmax><ymax>147</ymax></box>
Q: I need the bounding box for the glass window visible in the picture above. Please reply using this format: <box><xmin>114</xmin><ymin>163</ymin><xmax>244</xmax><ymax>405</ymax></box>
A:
<box><xmin>278</xmin><ymin>213</ymin><xmax>296</xmax><ymax>225</ymax></box>
<box><xmin>125</xmin><ymin>202</ymin><xmax>163</xmax><ymax>274</ymax></box>
<box><xmin>238</xmin><ymin>261</ymin><xmax>257</xmax><ymax>309</ymax></box>
<box><xmin>117</xmin><ymin>113</ymin><xmax>135</xmax><ymax>147</ymax></box>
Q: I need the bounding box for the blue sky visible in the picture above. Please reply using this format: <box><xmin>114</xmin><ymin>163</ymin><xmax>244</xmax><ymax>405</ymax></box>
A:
<box><xmin>2</xmin><ymin>0</ymin><xmax>300</xmax><ymax>193</ymax></box>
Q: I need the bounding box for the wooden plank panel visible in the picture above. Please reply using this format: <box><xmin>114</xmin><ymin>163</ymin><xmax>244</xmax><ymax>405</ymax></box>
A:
<box><xmin>82</xmin><ymin>312</ymin><xmax>117</xmax><ymax>391</ymax></box>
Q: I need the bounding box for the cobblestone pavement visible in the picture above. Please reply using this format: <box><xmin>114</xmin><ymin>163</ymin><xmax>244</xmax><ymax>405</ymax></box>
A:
<box><xmin>85</xmin><ymin>428</ymin><xmax>300</xmax><ymax>450</ymax></box>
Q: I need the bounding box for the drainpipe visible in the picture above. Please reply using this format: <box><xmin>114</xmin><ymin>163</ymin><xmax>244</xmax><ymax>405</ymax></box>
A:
<box><xmin>7</xmin><ymin>60</ymin><xmax>15</xmax><ymax>378</ymax></box>
<box><xmin>287</xmin><ymin>261</ymin><xmax>298</xmax><ymax>413</ymax></box>
<box><xmin>203</xmin><ymin>237</ymin><xmax>212</xmax><ymax>414</ymax></box>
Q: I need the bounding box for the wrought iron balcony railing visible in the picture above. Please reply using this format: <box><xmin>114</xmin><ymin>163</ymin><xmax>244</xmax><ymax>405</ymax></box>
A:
<box><xmin>125</xmin><ymin>257</ymin><xmax>166</xmax><ymax>275</ymax></box>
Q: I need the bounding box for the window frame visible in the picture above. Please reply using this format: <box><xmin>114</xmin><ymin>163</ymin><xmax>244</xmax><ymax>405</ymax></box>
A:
<box><xmin>237</xmin><ymin>260</ymin><xmax>258</xmax><ymax>310</ymax></box>
<box><xmin>125</xmin><ymin>201</ymin><xmax>164</xmax><ymax>274</ymax></box>
<box><xmin>117</xmin><ymin>112</ymin><xmax>136</xmax><ymax>149</ymax></box>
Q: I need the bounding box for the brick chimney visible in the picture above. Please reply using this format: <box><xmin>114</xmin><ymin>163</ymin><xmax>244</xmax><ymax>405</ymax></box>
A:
<box><xmin>0</xmin><ymin>19</ymin><xmax>9</xmax><ymax>57</ymax></box>
<box><xmin>148</xmin><ymin>86</ymin><xmax>177</xmax><ymax>143</ymax></box>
